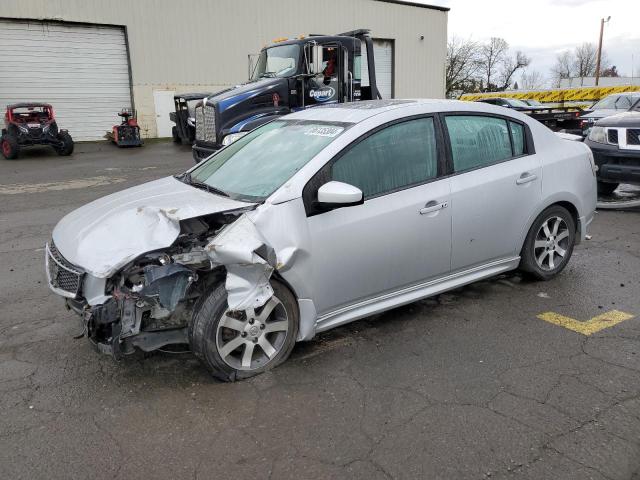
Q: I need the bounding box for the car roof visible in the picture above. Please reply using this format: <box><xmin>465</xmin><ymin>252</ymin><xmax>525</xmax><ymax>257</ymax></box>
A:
<box><xmin>285</xmin><ymin>99</ymin><xmax>509</xmax><ymax>123</ymax></box>
<box><xmin>7</xmin><ymin>102</ymin><xmax>52</xmax><ymax>109</ymax></box>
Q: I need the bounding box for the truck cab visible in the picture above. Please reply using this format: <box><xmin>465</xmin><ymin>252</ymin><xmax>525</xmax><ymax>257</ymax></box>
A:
<box><xmin>192</xmin><ymin>29</ymin><xmax>380</xmax><ymax>161</ymax></box>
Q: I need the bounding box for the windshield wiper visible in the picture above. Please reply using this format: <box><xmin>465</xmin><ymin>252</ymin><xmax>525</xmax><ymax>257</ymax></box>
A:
<box><xmin>178</xmin><ymin>172</ymin><xmax>230</xmax><ymax>197</ymax></box>
<box><xmin>259</xmin><ymin>72</ymin><xmax>277</xmax><ymax>78</ymax></box>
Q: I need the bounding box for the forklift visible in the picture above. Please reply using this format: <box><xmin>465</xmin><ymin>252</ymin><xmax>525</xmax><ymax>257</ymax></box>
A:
<box><xmin>191</xmin><ymin>28</ymin><xmax>381</xmax><ymax>161</ymax></box>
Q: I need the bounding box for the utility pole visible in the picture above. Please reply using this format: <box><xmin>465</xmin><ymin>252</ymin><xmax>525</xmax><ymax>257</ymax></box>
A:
<box><xmin>595</xmin><ymin>16</ymin><xmax>611</xmax><ymax>86</ymax></box>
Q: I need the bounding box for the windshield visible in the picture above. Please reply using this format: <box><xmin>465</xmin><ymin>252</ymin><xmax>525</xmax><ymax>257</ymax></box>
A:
<box><xmin>592</xmin><ymin>94</ymin><xmax>640</xmax><ymax>110</ymax></box>
<box><xmin>251</xmin><ymin>44</ymin><xmax>300</xmax><ymax>80</ymax></box>
<box><xmin>506</xmin><ymin>99</ymin><xmax>531</xmax><ymax>108</ymax></box>
<box><xmin>189</xmin><ymin>120</ymin><xmax>348</xmax><ymax>202</ymax></box>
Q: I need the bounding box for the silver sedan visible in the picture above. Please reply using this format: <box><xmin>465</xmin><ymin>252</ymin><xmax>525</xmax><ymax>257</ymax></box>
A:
<box><xmin>46</xmin><ymin>99</ymin><xmax>597</xmax><ymax>381</ymax></box>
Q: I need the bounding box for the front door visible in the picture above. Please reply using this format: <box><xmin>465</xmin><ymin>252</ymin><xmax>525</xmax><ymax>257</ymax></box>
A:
<box><xmin>153</xmin><ymin>90</ymin><xmax>176</xmax><ymax>138</ymax></box>
<box><xmin>443</xmin><ymin>114</ymin><xmax>542</xmax><ymax>271</ymax></box>
<box><xmin>305</xmin><ymin>44</ymin><xmax>341</xmax><ymax>107</ymax></box>
<box><xmin>304</xmin><ymin>116</ymin><xmax>452</xmax><ymax>315</ymax></box>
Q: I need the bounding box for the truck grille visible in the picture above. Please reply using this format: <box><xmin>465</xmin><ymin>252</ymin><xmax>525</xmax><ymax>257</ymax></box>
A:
<box><xmin>607</xmin><ymin>129</ymin><xmax>619</xmax><ymax>145</ymax></box>
<box><xmin>627</xmin><ymin>129</ymin><xmax>640</xmax><ymax>146</ymax></box>
<box><xmin>46</xmin><ymin>241</ymin><xmax>83</xmax><ymax>298</ymax></box>
<box><xmin>194</xmin><ymin>104</ymin><xmax>217</xmax><ymax>143</ymax></box>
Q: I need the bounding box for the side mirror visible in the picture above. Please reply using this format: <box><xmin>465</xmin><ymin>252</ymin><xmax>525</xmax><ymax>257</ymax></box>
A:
<box><xmin>306</xmin><ymin>44</ymin><xmax>323</xmax><ymax>75</ymax></box>
<box><xmin>315</xmin><ymin>181</ymin><xmax>363</xmax><ymax>211</ymax></box>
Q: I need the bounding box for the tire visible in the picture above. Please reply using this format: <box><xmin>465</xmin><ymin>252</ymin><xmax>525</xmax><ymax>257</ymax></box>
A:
<box><xmin>172</xmin><ymin>126</ymin><xmax>181</xmax><ymax>144</ymax></box>
<box><xmin>189</xmin><ymin>279</ymin><xmax>299</xmax><ymax>382</ymax></box>
<box><xmin>519</xmin><ymin>205</ymin><xmax>576</xmax><ymax>281</ymax></box>
<box><xmin>597</xmin><ymin>181</ymin><xmax>618</xmax><ymax>196</ymax></box>
<box><xmin>55</xmin><ymin>131</ymin><xmax>74</xmax><ymax>156</ymax></box>
<box><xmin>1</xmin><ymin>134</ymin><xmax>19</xmax><ymax>160</ymax></box>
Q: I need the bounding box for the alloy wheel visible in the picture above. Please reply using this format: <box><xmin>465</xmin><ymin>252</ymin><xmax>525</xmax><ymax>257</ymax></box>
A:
<box><xmin>215</xmin><ymin>296</ymin><xmax>289</xmax><ymax>371</ymax></box>
<box><xmin>533</xmin><ymin>216</ymin><xmax>569</xmax><ymax>271</ymax></box>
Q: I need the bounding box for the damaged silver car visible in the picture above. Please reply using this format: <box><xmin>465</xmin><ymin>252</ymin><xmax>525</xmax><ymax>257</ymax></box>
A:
<box><xmin>46</xmin><ymin>99</ymin><xmax>597</xmax><ymax>381</ymax></box>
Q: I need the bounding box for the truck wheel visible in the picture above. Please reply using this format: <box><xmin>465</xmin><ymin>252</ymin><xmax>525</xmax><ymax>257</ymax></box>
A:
<box><xmin>519</xmin><ymin>205</ymin><xmax>576</xmax><ymax>281</ymax></box>
<box><xmin>55</xmin><ymin>131</ymin><xmax>74</xmax><ymax>156</ymax></box>
<box><xmin>597</xmin><ymin>181</ymin><xmax>618</xmax><ymax>195</ymax></box>
<box><xmin>1</xmin><ymin>134</ymin><xmax>19</xmax><ymax>160</ymax></box>
<box><xmin>172</xmin><ymin>126</ymin><xmax>181</xmax><ymax>144</ymax></box>
<box><xmin>189</xmin><ymin>280</ymin><xmax>299</xmax><ymax>382</ymax></box>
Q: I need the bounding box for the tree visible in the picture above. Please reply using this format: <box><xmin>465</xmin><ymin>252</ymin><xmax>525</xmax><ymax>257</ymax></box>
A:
<box><xmin>445</xmin><ymin>36</ymin><xmax>481</xmax><ymax>97</ymax></box>
<box><xmin>549</xmin><ymin>44</ymin><xmax>610</xmax><ymax>86</ymax></box>
<box><xmin>573</xmin><ymin>42</ymin><xmax>598</xmax><ymax>78</ymax></box>
<box><xmin>520</xmin><ymin>69</ymin><xmax>545</xmax><ymax>90</ymax></box>
<box><xmin>601</xmin><ymin>65</ymin><xmax>619</xmax><ymax>77</ymax></box>
<box><xmin>498</xmin><ymin>51</ymin><xmax>531</xmax><ymax>90</ymax></box>
<box><xmin>478</xmin><ymin>37</ymin><xmax>509</xmax><ymax>90</ymax></box>
<box><xmin>551</xmin><ymin>50</ymin><xmax>573</xmax><ymax>87</ymax></box>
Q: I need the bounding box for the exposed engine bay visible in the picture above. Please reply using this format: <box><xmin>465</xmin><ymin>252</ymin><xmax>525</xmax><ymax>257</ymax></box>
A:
<box><xmin>58</xmin><ymin>209</ymin><xmax>277</xmax><ymax>358</ymax></box>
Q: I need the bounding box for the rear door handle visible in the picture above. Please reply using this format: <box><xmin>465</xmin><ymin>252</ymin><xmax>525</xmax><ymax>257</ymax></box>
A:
<box><xmin>419</xmin><ymin>201</ymin><xmax>448</xmax><ymax>215</ymax></box>
<box><xmin>516</xmin><ymin>173</ymin><xmax>537</xmax><ymax>185</ymax></box>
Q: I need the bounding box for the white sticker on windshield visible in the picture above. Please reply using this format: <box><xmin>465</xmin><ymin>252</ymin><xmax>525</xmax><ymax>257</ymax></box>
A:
<box><xmin>304</xmin><ymin>126</ymin><xmax>344</xmax><ymax>138</ymax></box>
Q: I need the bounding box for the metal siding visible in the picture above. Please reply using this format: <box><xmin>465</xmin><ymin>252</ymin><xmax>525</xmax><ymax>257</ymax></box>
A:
<box><xmin>362</xmin><ymin>39</ymin><xmax>394</xmax><ymax>99</ymax></box>
<box><xmin>0</xmin><ymin>19</ymin><xmax>131</xmax><ymax>141</ymax></box>
<box><xmin>0</xmin><ymin>0</ymin><xmax>446</xmax><ymax>137</ymax></box>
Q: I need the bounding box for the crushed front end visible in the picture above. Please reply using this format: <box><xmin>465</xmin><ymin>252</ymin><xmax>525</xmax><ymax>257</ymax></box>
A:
<box><xmin>45</xmin><ymin>213</ymin><xmax>244</xmax><ymax>358</ymax></box>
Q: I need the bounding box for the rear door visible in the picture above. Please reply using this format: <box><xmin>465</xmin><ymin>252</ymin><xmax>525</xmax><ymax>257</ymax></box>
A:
<box><xmin>443</xmin><ymin>114</ymin><xmax>541</xmax><ymax>271</ymax></box>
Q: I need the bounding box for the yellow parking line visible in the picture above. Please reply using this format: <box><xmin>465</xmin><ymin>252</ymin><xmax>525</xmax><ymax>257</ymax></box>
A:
<box><xmin>537</xmin><ymin>310</ymin><xmax>635</xmax><ymax>336</ymax></box>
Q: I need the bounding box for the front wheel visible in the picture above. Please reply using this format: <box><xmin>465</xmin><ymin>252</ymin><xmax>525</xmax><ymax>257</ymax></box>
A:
<box><xmin>189</xmin><ymin>280</ymin><xmax>299</xmax><ymax>381</ymax></box>
<box><xmin>55</xmin><ymin>131</ymin><xmax>74</xmax><ymax>156</ymax></box>
<box><xmin>519</xmin><ymin>205</ymin><xmax>576</xmax><ymax>281</ymax></box>
<box><xmin>1</xmin><ymin>134</ymin><xmax>19</xmax><ymax>159</ymax></box>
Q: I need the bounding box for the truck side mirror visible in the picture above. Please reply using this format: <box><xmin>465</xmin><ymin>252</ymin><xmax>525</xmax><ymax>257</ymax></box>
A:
<box><xmin>306</xmin><ymin>44</ymin><xmax>323</xmax><ymax>75</ymax></box>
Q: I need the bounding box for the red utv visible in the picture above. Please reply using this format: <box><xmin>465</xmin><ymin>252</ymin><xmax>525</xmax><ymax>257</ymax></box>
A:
<box><xmin>1</xmin><ymin>103</ymin><xmax>74</xmax><ymax>159</ymax></box>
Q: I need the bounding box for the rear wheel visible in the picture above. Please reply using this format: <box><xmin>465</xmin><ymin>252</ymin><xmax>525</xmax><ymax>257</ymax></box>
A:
<box><xmin>1</xmin><ymin>134</ymin><xmax>19</xmax><ymax>160</ymax></box>
<box><xmin>189</xmin><ymin>280</ymin><xmax>299</xmax><ymax>381</ymax></box>
<box><xmin>519</xmin><ymin>205</ymin><xmax>576</xmax><ymax>281</ymax></box>
<box><xmin>172</xmin><ymin>126</ymin><xmax>181</xmax><ymax>144</ymax></box>
<box><xmin>597</xmin><ymin>181</ymin><xmax>618</xmax><ymax>196</ymax></box>
<box><xmin>55</xmin><ymin>131</ymin><xmax>74</xmax><ymax>156</ymax></box>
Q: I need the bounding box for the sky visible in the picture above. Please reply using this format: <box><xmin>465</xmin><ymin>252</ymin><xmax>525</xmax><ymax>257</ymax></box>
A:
<box><xmin>421</xmin><ymin>0</ymin><xmax>640</xmax><ymax>85</ymax></box>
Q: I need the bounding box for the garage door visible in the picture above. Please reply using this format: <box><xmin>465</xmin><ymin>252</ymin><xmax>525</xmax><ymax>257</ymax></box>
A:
<box><xmin>0</xmin><ymin>19</ymin><xmax>132</xmax><ymax>141</ymax></box>
<box><xmin>361</xmin><ymin>39</ymin><xmax>394</xmax><ymax>99</ymax></box>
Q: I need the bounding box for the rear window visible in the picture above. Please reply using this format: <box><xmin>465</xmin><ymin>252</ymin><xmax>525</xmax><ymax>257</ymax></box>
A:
<box><xmin>445</xmin><ymin>115</ymin><xmax>528</xmax><ymax>172</ymax></box>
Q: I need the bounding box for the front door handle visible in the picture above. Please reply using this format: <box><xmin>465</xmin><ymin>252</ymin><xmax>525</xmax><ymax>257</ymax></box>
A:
<box><xmin>419</xmin><ymin>201</ymin><xmax>449</xmax><ymax>215</ymax></box>
<box><xmin>516</xmin><ymin>173</ymin><xmax>537</xmax><ymax>185</ymax></box>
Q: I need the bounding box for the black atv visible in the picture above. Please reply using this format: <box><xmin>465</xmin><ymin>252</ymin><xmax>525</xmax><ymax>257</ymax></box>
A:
<box><xmin>1</xmin><ymin>103</ymin><xmax>74</xmax><ymax>159</ymax></box>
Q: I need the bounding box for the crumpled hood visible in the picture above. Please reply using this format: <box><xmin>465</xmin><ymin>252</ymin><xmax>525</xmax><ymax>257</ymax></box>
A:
<box><xmin>52</xmin><ymin>176</ymin><xmax>253</xmax><ymax>278</ymax></box>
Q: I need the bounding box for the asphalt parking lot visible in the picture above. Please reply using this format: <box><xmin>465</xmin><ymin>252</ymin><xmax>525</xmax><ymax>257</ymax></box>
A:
<box><xmin>1</xmin><ymin>142</ymin><xmax>639</xmax><ymax>480</ymax></box>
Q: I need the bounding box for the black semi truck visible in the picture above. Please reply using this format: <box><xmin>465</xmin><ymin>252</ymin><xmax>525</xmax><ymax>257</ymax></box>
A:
<box><xmin>191</xmin><ymin>29</ymin><xmax>381</xmax><ymax>162</ymax></box>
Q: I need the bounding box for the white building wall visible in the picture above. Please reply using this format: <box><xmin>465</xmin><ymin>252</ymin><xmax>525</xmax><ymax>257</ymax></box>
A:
<box><xmin>1</xmin><ymin>0</ymin><xmax>447</xmax><ymax>137</ymax></box>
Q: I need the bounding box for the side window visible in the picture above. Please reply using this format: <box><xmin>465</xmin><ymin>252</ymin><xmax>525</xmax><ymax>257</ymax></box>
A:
<box><xmin>332</xmin><ymin>117</ymin><xmax>438</xmax><ymax>198</ymax></box>
<box><xmin>445</xmin><ymin>115</ymin><xmax>512</xmax><ymax>172</ymax></box>
<box><xmin>509</xmin><ymin>121</ymin><xmax>525</xmax><ymax>155</ymax></box>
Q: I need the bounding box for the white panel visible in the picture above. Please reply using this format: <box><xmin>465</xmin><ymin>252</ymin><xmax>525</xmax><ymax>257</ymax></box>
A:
<box><xmin>361</xmin><ymin>39</ymin><xmax>394</xmax><ymax>99</ymax></box>
<box><xmin>0</xmin><ymin>19</ymin><xmax>131</xmax><ymax>141</ymax></box>
<box><xmin>153</xmin><ymin>90</ymin><xmax>176</xmax><ymax>138</ymax></box>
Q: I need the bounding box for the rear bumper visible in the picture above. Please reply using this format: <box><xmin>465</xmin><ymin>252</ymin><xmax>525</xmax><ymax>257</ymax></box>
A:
<box><xmin>585</xmin><ymin>140</ymin><xmax>640</xmax><ymax>185</ymax></box>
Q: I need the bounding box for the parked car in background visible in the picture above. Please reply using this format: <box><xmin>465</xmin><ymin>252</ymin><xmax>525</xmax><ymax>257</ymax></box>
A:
<box><xmin>522</xmin><ymin>99</ymin><xmax>545</xmax><ymax>107</ymax></box>
<box><xmin>476</xmin><ymin>97</ymin><xmax>583</xmax><ymax>133</ymax></box>
<box><xmin>45</xmin><ymin>99</ymin><xmax>596</xmax><ymax>381</ymax></box>
<box><xmin>580</xmin><ymin>92</ymin><xmax>640</xmax><ymax>136</ymax></box>
<box><xmin>477</xmin><ymin>97</ymin><xmax>537</xmax><ymax>111</ymax></box>
<box><xmin>584</xmin><ymin>100</ymin><xmax>640</xmax><ymax>195</ymax></box>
